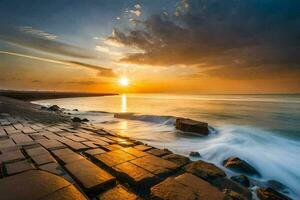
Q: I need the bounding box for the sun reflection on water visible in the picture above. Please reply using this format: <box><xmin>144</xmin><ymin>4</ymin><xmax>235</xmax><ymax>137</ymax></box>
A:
<box><xmin>121</xmin><ymin>94</ymin><xmax>127</xmax><ymax>113</ymax></box>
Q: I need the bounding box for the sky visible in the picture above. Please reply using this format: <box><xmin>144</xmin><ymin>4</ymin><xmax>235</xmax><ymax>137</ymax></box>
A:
<box><xmin>0</xmin><ymin>0</ymin><xmax>299</xmax><ymax>94</ymax></box>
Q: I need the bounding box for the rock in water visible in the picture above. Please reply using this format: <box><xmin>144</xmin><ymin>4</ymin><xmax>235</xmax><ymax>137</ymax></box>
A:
<box><xmin>81</xmin><ymin>118</ymin><xmax>89</xmax><ymax>122</ymax></box>
<box><xmin>224</xmin><ymin>189</ymin><xmax>249</xmax><ymax>200</ymax></box>
<box><xmin>175</xmin><ymin>118</ymin><xmax>209</xmax><ymax>135</ymax></box>
<box><xmin>47</xmin><ymin>105</ymin><xmax>60</xmax><ymax>112</ymax></box>
<box><xmin>114</xmin><ymin>113</ymin><xmax>134</xmax><ymax>119</ymax></box>
<box><xmin>223</xmin><ymin>157</ymin><xmax>260</xmax><ymax>176</ymax></box>
<box><xmin>230</xmin><ymin>175</ymin><xmax>250</xmax><ymax>187</ymax></box>
<box><xmin>267</xmin><ymin>180</ymin><xmax>287</xmax><ymax>192</ymax></box>
<box><xmin>72</xmin><ymin>117</ymin><xmax>82</xmax><ymax>122</ymax></box>
<box><xmin>213</xmin><ymin>177</ymin><xmax>252</xmax><ymax>200</ymax></box>
<box><xmin>256</xmin><ymin>188</ymin><xmax>291</xmax><ymax>200</ymax></box>
<box><xmin>189</xmin><ymin>151</ymin><xmax>201</xmax><ymax>157</ymax></box>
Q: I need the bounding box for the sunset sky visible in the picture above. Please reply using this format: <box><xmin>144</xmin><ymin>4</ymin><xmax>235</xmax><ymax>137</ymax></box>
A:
<box><xmin>0</xmin><ymin>0</ymin><xmax>299</xmax><ymax>94</ymax></box>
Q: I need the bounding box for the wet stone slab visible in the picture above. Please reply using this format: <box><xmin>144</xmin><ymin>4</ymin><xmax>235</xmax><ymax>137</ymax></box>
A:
<box><xmin>22</xmin><ymin>127</ymin><xmax>37</xmax><ymax>134</ymax></box>
<box><xmin>25</xmin><ymin>146</ymin><xmax>49</xmax><ymax>156</ymax></box>
<box><xmin>113</xmin><ymin>161</ymin><xmax>157</xmax><ymax>187</ymax></box>
<box><xmin>82</xmin><ymin>141</ymin><xmax>98</xmax><ymax>148</ymax></box>
<box><xmin>134</xmin><ymin>145</ymin><xmax>152</xmax><ymax>151</ymax></box>
<box><xmin>97</xmin><ymin>136</ymin><xmax>116</xmax><ymax>144</ymax></box>
<box><xmin>52</xmin><ymin>148</ymin><xmax>85</xmax><ymax>164</ymax></box>
<box><xmin>39</xmin><ymin>162</ymin><xmax>65</xmax><ymax>176</ymax></box>
<box><xmin>65</xmin><ymin>159</ymin><xmax>116</xmax><ymax>194</ymax></box>
<box><xmin>0</xmin><ymin>150</ymin><xmax>25</xmax><ymax>164</ymax></box>
<box><xmin>31</xmin><ymin>153</ymin><xmax>56</xmax><ymax>165</ymax></box>
<box><xmin>37</xmin><ymin>139</ymin><xmax>66</xmax><ymax>150</ymax></box>
<box><xmin>5</xmin><ymin>159</ymin><xmax>35</xmax><ymax>175</ymax></box>
<box><xmin>10</xmin><ymin>133</ymin><xmax>34</xmax><ymax>145</ymax></box>
<box><xmin>151</xmin><ymin>173</ymin><xmax>225</xmax><ymax>200</ymax></box>
<box><xmin>97</xmin><ymin>184</ymin><xmax>140</xmax><ymax>200</ymax></box>
<box><xmin>0</xmin><ymin>170</ymin><xmax>87</xmax><ymax>200</ymax></box>
<box><xmin>85</xmin><ymin>148</ymin><xmax>106</xmax><ymax>156</ymax></box>
<box><xmin>121</xmin><ymin>147</ymin><xmax>149</xmax><ymax>158</ymax></box>
<box><xmin>0</xmin><ymin>139</ymin><xmax>16</xmax><ymax>151</ymax></box>
<box><xmin>66</xmin><ymin>135</ymin><xmax>87</xmax><ymax>142</ymax></box>
<box><xmin>4</xmin><ymin>126</ymin><xmax>20</xmax><ymax>135</ymax></box>
<box><xmin>40</xmin><ymin>185</ymin><xmax>87</xmax><ymax>200</ymax></box>
<box><xmin>95</xmin><ymin>149</ymin><xmax>136</xmax><ymax>167</ymax></box>
<box><xmin>104</xmin><ymin>144</ymin><xmax>124</xmax><ymax>151</ymax></box>
<box><xmin>58</xmin><ymin>138</ymin><xmax>89</xmax><ymax>151</ymax></box>
<box><xmin>92</xmin><ymin>139</ymin><xmax>109</xmax><ymax>146</ymax></box>
<box><xmin>0</xmin><ymin>128</ymin><xmax>7</xmax><ymax>137</ymax></box>
<box><xmin>146</xmin><ymin>148</ymin><xmax>172</xmax><ymax>157</ymax></box>
<box><xmin>13</xmin><ymin>123</ymin><xmax>24</xmax><ymax>130</ymax></box>
<box><xmin>130</xmin><ymin>155</ymin><xmax>179</xmax><ymax>177</ymax></box>
<box><xmin>29</xmin><ymin>133</ymin><xmax>46</xmax><ymax>140</ymax></box>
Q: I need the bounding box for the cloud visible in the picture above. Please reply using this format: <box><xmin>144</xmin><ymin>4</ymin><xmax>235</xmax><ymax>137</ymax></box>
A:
<box><xmin>130</xmin><ymin>10</ymin><xmax>141</xmax><ymax>17</ymax></box>
<box><xmin>18</xmin><ymin>26</ymin><xmax>57</xmax><ymax>40</ymax></box>
<box><xmin>134</xmin><ymin>4</ymin><xmax>141</xmax><ymax>10</ymax></box>
<box><xmin>0</xmin><ymin>50</ymin><xmax>115</xmax><ymax>77</ymax></box>
<box><xmin>130</xmin><ymin>4</ymin><xmax>142</xmax><ymax>17</ymax></box>
<box><xmin>108</xmin><ymin>0</ymin><xmax>300</xmax><ymax>79</ymax></box>
<box><xmin>0</xmin><ymin>26</ymin><xmax>96</xmax><ymax>59</ymax></box>
<box><xmin>59</xmin><ymin>80</ymin><xmax>98</xmax><ymax>85</ymax></box>
<box><xmin>63</xmin><ymin>61</ymin><xmax>115</xmax><ymax>77</ymax></box>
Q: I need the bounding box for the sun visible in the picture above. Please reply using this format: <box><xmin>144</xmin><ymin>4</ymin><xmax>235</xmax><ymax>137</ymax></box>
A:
<box><xmin>119</xmin><ymin>77</ymin><xmax>129</xmax><ymax>87</ymax></box>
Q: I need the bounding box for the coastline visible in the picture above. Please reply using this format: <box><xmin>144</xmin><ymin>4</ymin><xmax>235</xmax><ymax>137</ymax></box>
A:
<box><xmin>0</xmin><ymin>90</ymin><xmax>118</xmax><ymax>101</ymax></box>
<box><xmin>0</xmin><ymin>95</ymin><xmax>293</xmax><ymax>200</ymax></box>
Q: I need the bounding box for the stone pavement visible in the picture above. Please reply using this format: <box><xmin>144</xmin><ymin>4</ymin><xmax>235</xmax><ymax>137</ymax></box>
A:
<box><xmin>0</xmin><ymin>112</ymin><xmax>253</xmax><ymax>200</ymax></box>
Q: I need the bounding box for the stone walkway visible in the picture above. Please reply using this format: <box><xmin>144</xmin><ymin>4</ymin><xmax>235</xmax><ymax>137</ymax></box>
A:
<box><xmin>0</xmin><ymin>112</ymin><xmax>252</xmax><ymax>200</ymax></box>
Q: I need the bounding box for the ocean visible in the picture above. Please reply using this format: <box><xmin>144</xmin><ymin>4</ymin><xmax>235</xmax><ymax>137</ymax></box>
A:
<box><xmin>34</xmin><ymin>94</ymin><xmax>300</xmax><ymax>198</ymax></box>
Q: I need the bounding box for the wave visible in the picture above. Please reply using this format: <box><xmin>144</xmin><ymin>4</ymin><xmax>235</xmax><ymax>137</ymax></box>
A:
<box><xmin>113</xmin><ymin>112</ymin><xmax>177</xmax><ymax>125</ymax></box>
<box><xmin>199</xmin><ymin>125</ymin><xmax>300</xmax><ymax>198</ymax></box>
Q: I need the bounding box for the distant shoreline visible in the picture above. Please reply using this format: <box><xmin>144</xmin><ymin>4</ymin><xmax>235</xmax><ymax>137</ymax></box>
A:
<box><xmin>0</xmin><ymin>90</ymin><xmax>118</xmax><ymax>101</ymax></box>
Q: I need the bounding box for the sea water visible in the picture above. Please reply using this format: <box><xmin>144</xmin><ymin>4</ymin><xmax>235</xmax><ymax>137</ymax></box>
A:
<box><xmin>34</xmin><ymin>94</ymin><xmax>300</xmax><ymax>198</ymax></box>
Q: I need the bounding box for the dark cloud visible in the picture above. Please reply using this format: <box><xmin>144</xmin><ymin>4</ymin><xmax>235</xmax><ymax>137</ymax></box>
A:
<box><xmin>63</xmin><ymin>61</ymin><xmax>115</xmax><ymax>77</ymax></box>
<box><xmin>108</xmin><ymin>0</ymin><xmax>300</xmax><ymax>78</ymax></box>
<box><xmin>0</xmin><ymin>26</ymin><xmax>96</xmax><ymax>59</ymax></box>
<box><xmin>31</xmin><ymin>80</ymin><xmax>42</xmax><ymax>83</ymax></box>
<box><xmin>54</xmin><ymin>80</ymin><xmax>109</xmax><ymax>85</ymax></box>
<box><xmin>0</xmin><ymin>50</ymin><xmax>115</xmax><ymax>77</ymax></box>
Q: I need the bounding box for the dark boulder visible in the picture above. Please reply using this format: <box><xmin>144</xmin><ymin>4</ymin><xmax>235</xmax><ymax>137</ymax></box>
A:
<box><xmin>175</xmin><ymin>118</ymin><xmax>209</xmax><ymax>135</ymax></box>
<box><xmin>223</xmin><ymin>189</ymin><xmax>248</xmax><ymax>200</ymax></box>
<box><xmin>189</xmin><ymin>151</ymin><xmax>201</xmax><ymax>157</ymax></box>
<box><xmin>71</xmin><ymin>117</ymin><xmax>89</xmax><ymax>123</ymax></box>
<box><xmin>114</xmin><ymin>112</ymin><xmax>134</xmax><ymax>119</ymax></box>
<box><xmin>230</xmin><ymin>175</ymin><xmax>250</xmax><ymax>187</ymax></box>
<box><xmin>223</xmin><ymin>157</ymin><xmax>260</xmax><ymax>176</ymax></box>
<box><xmin>47</xmin><ymin>105</ymin><xmax>60</xmax><ymax>112</ymax></box>
<box><xmin>81</xmin><ymin>118</ymin><xmax>89</xmax><ymax>122</ymax></box>
<box><xmin>185</xmin><ymin>160</ymin><xmax>226</xmax><ymax>182</ymax></box>
<box><xmin>256</xmin><ymin>188</ymin><xmax>291</xmax><ymax>200</ymax></box>
<box><xmin>40</xmin><ymin>106</ymin><xmax>47</xmax><ymax>110</ymax></box>
<box><xmin>73</xmin><ymin>109</ymin><xmax>79</xmax><ymax>111</ymax></box>
<box><xmin>213</xmin><ymin>177</ymin><xmax>252</xmax><ymax>200</ymax></box>
<box><xmin>72</xmin><ymin>117</ymin><xmax>82</xmax><ymax>122</ymax></box>
<box><xmin>267</xmin><ymin>180</ymin><xmax>287</xmax><ymax>192</ymax></box>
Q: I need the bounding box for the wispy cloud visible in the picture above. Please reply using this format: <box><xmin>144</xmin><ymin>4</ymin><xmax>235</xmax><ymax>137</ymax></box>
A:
<box><xmin>0</xmin><ymin>50</ymin><xmax>115</xmax><ymax>77</ymax></box>
<box><xmin>0</xmin><ymin>26</ymin><xmax>96</xmax><ymax>59</ymax></box>
<box><xmin>63</xmin><ymin>61</ymin><xmax>115</xmax><ymax>77</ymax></box>
<box><xmin>18</xmin><ymin>26</ymin><xmax>57</xmax><ymax>40</ymax></box>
